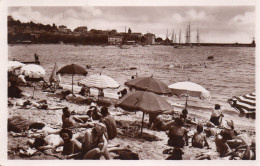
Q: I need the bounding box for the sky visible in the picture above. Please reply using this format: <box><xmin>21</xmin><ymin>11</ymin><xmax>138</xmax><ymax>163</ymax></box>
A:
<box><xmin>8</xmin><ymin>6</ymin><xmax>256</xmax><ymax>43</ymax></box>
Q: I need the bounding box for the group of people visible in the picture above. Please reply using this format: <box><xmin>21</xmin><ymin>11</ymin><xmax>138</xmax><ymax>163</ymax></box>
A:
<box><xmin>148</xmin><ymin>104</ymin><xmax>255</xmax><ymax>160</ymax></box>
<box><xmin>28</xmin><ymin>103</ymin><xmax>118</xmax><ymax>160</ymax></box>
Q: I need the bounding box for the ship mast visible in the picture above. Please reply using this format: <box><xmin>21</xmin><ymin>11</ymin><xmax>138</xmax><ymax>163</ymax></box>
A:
<box><xmin>197</xmin><ymin>28</ymin><xmax>200</xmax><ymax>46</ymax></box>
<box><xmin>179</xmin><ymin>29</ymin><xmax>181</xmax><ymax>44</ymax></box>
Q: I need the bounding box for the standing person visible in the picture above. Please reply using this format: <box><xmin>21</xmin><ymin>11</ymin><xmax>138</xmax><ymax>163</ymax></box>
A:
<box><xmin>192</xmin><ymin>124</ymin><xmax>210</xmax><ymax>149</ymax></box>
<box><xmin>167</xmin><ymin>118</ymin><xmax>188</xmax><ymax>148</ymax></box>
<box><xmin>100</xmin><ymin>106</ymin><xmax>117</xmax><ymax>140</ymax></box>
<box><xmin>59</xmin><ymin>129</ymin><xmax>82</xmax><ymax>156</ymax></box>
<box><xmin>210</xmin><ymin>104</ymin><xmax>224</xmax><ymax>127</ymax></box>
<box><xmin>81</xmin><ymin>123</ymin><xmax>110</xmax><ymax>159</ymax></box>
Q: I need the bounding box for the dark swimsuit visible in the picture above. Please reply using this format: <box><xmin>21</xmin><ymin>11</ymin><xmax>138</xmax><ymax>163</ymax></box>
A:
<box><xmin>168</xmin><ymin>135</ymin><xmax>185</xmax><ymax>148</ymax></box>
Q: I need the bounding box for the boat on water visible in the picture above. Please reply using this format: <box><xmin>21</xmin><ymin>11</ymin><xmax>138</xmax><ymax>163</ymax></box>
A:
<box><xmin>207</xmin><ymin>56</ymin><xmax>214</xmax><ymax>60</ymax></box>
<box><xmin>21</xmin><ymin>53</ymin><xmax>41</xmax><ymax>65</ymax></box>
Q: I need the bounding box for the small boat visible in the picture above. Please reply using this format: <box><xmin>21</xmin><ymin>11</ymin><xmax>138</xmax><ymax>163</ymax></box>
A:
<box><xmin>207</xmin><ymin>56</ymin><xmax>214</xmax><ymax>60</ymax></box>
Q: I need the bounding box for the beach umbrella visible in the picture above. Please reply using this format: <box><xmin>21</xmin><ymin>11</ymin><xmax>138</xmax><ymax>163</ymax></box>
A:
<box><xmin>227</xmin><ymin>92</ymin><xmax>255</xmax><ymax>118</ymax></box>
<box><xmin>115</xmin><ymin>91</ymin><xmax>172</xmax><ymax>135</ymax></box>
<box><xmin>168</xmin><ymin>81</ymin><xmax>211</xmax><ymax>108</ymax></box>
<box><xmin>57</xmin><ymin>64</ymin><xmax>88</xmax><ymax>93</ymax></box>
<box><xmin>79</xmin><ymin>74</ymin><xmax>120</xmax><ymax>89</ymax></box>
<box><xmin>20</xmin><ymin>64</ymin><xmax>46</xmax><ymax>98</ymax></box>
<box><xmin>20</xmin><ymin>64</ymin><xmax>45</xmax><ymax>79</ymax></box>
<box><xmin>8</xmin><ymin>61</ymin><xmax>25</xmax><ymax>72</ymax></box>
<box><xmin>125</xmin><ymin>76</ymin><xmax>172</xmax><ymax>95</ymax></box>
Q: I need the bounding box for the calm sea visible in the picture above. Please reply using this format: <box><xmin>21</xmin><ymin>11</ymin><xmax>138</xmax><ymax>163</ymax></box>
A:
<box><xmin>8</xmin><ymin>44</ymin><xmax>255</xmax><ymax>115</ymax></box>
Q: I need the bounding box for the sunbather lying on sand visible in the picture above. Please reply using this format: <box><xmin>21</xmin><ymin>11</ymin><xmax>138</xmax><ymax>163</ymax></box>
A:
<box><xmin>28</xmin><ymin>134</ymin><xmax>64</xmax><ymax>151</ymax></box>
<box><xmin>21</xmin><ymin>99</ymin><xmax>63</xmax><ymax>110</ymax></box>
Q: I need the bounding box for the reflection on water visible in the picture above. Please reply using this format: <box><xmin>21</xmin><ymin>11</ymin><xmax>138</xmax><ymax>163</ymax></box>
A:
<box><xmin>8</xmin><ymin>44</ymin><xmax>255</xmax><ymax>113</ymax></box>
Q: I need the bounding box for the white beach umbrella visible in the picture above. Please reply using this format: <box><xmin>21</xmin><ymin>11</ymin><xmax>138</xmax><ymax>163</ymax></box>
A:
<box><xmin>168</xmin><ymin>81</ymin><xmax>211</xmax><ymax>108</ymax></box>
<box><xmin>20</xmin><ymin>64</ymin><xmax>46</xmax><ymax>79</ymax></box>
<box><xmin>79</xmin><ymin>74</ymin><xmax>120</xmax><ymax>89</ymax></box>
<box><xmin>8</xmin><ymin>61</ymin><xmax>25</xmax><ymax>72</ymax></box>
<box><xmin>168</xmin><ymin>81</ymin><xmax>211</xmax><ymax>100</ymax></box>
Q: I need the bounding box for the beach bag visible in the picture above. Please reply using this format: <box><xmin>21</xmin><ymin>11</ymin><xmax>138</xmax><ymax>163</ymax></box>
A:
<box><xmin>8</xmin><ymin>116</ymin><xmax>31</xmax><ymax>133</ymax></box>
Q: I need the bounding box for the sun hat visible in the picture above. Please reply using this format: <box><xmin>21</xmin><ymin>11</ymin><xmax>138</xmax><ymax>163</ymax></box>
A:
<box><xmin>89</xmin><ymin>102</ymin><xmax>97</xmax><ymax>110</ymax></box>
<box><xmin>223</xmin><ymin>120</ymin><xmax>234</xmax><ymax>130</ymax></box>
<box><xmin>94</xmin><ymin>122</ymin><xmax>106</xmax><ymax>134</ymax></box>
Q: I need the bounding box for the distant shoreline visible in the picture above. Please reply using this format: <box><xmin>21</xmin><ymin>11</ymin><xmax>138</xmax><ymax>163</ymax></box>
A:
<box><xmin>8</xmin><ymin>43</ymin><xmax>256</xmax><ymax>47</ymax></box>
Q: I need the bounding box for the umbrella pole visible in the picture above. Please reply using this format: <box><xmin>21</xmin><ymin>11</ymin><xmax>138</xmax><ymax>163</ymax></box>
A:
<box><xmin>141</xmin><ymin>112</ymin><xmax>145</xmax><ymax>135</ymax></box>
<box><xmin>72</xmin><ymin>75</ymin><xmax>74</xmax><ymax>94</ymax></box>
<box><xmin>185</xmin><ymin>96</ymin><xmax>188</xmax><ymax>109</ymax></box>
<box><xmin>32</xmin><ymin>83</ymin><xmax>35</xmax><ymax>99</ymax></box>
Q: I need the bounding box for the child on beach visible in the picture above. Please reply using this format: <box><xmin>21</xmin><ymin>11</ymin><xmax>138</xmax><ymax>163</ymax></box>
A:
<box><xmin>191</xmin><ymin>124</ymin><xmax>210</xmax><ymax>149</ymax></box>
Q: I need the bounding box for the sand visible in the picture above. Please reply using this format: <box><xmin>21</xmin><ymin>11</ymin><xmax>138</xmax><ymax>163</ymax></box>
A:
<box><xmin>7</xmin><ymin>83</ymin><xmax>255</xmax><ymax>160</ymax></box>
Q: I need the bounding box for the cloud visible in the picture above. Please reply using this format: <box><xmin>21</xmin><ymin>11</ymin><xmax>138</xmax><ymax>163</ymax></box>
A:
<box><xmin>171</xmin><ymin>13</ymin><xmax>183</xmax><ymax>23</ymax></box>
<box><xmin>230</xmin><ymin>11</ymin><xmax>255</xmax><ymax>25</ymax></box>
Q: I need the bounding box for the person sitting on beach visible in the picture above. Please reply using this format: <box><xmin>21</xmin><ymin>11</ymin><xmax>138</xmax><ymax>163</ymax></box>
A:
<box><xmin>180</xmin><ymin>108</ymin><xmax>188</xmax><ymax>124</ymax></box>
<box><xmin>79</xmin><ymin>86</ymin><xmax>90</xmax><ymax>96</ymax></box>
<box><xmin>98</xmin><ymin>89</ymin><xmax>104</xmax><ymax>98</ymax></box>
<box><xmin>118</xmin><ymin>88</ymin><xmax>128</xmax><ymax>99</ymax></box>
<box><xmin>165</xmin><ymin>148</ymin><xmax>184</xmax><ymax>160</ymax></box>
<box><xmin>215</xmin><ymin>132</ymin><xmax>233</xmax><ymax>157</ymax></box>
<box><xmin>220</xmin><ymin>120</ymin><xmax>243</xmax><ymax>149</ymax></box>
<box><xmin>167</xmin><ymin>117</ymin><xmax>188</xmax><ymax>148</ymax></box>
<box><xmin>209</xmin><ymin>104</ymin><xmax>224</xmax><ymax>127</ymax></box>
<box><xmin>81</xmin><ymin>123</ymin><xmax>110</xmax><ymax>160</ymax></box>
<box><xmin>8</xmin><ymin>81</ymin><xmax>23</xmax><ymax>98</ymax></box>
<box><xmin>99</xmin><ymin>106</ymin><xmax>117</xmax><ymax>140</ymax></box>
<box><xmin>191</xmin><ymin>124</ymin><xmax>210</xmax><ymax>149</ymax></box>
<box><xmin>150</xmin><ymin>115</ymin><xmax>175</xmax><ymax>131</ymax></box>
<box><xmin>148</xmin><ymin>112</ymin><xmax>160</xmax><ymax>128</ymax></box>
<box><xmin>62</xmin><ymin>107</ymin><xmax>94</xmax><ymax>129</ymax></box>
<box><xmin>59</xmin><ymin>128</ymin><xmax>82</xmax><ymax>156</ymax></box>
<box><xmin>220</xmin><ymin>120</ymin><xmax>239</xmax><ymax>140</ymax></box>
<box><xmin>87</xmin><ymin>103</ymin><xmax>103</xmax><ymax>121</ymax></box>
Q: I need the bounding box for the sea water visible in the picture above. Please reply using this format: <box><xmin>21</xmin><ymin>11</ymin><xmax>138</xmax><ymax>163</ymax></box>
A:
<box><xmin>8</xmin><ymin>44</ymin><xmax>255</xmax><ymax>116</ymax></box>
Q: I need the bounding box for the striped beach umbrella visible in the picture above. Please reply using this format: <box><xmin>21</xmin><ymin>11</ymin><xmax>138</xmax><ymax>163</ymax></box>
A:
<box><xmin>228</xmin><ymin>92</ymin><xmax>256</xmax><ymax>114</ymax></box>
<box><xmin>79</xmin><ymin>74</ymin><xmax>120</xmax><ymax>89</ymax></box>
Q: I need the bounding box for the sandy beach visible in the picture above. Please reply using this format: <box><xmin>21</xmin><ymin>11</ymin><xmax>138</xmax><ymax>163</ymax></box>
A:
<box><xmin>7</xmin><ymin>83</ymin><xmax>255</xmax><ymax>160</ymax></box>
